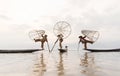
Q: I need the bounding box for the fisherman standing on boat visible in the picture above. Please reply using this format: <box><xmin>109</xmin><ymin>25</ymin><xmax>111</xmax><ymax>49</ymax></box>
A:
<box><xmin>55</xmin><ymin>34</ymin><xmax>63</xmax><ymax>49</ymax></box>
<box><xmin>34</xmin><ymin>34</ymin><xmax>48</xmax><ymax>50</ymax></box>
<box><xmin>78</xmin><ymin>35</ymin><xmax>93</xmax><ymax>49</ymax></box>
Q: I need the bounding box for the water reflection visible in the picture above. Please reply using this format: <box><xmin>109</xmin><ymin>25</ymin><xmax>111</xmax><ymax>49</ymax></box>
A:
<box><xmin>80</xmin><ymin>52</ymin><xmax>89</xmax><ymax>67</ymax></box>
<box><xmin>31</xmin><ymin>51</ymin><xmax>100</xmax><ymax>76</ymax></box>
<box><xmin>80</xmin><ymin>52</ymin><xmax>96</xmax><ymax>76</ymax></box>
<box><xmin>33</xmin><ymin>52</ymin><xmax>46</xmax><ymax>76</ymax></box>
<box><xmin>57</xmin><ymin>52</ymin><xmax>65</xmax><ymax>76</ymax></box>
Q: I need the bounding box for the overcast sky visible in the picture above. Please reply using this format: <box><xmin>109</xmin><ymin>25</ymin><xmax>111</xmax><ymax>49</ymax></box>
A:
<box><xmin>0</xmin><ymin>0</ymin><xmax>120</xmax><ymax>49</ymax></box>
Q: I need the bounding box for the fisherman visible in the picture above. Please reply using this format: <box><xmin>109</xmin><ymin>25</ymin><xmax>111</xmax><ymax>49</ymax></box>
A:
<box><xmin>78</xmin><ymin>35</ymin><xmax>94</xmax><ymax>49</ymax></box>
<box><xmin>55</xmin><ymin>34</ymin><xmax>63</xmax><ymax>49</ymax></box>
<box><xmin>34</xmin><ymin>34</ymin><xmax>48</xmax><ymax>50</ymax></box>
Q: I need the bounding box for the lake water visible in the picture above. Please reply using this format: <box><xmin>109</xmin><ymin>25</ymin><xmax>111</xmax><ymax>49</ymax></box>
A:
<box><xmin>0</xmin><ymin>50</ymin><xmax>120</xmax><ymax>76</ymax></box>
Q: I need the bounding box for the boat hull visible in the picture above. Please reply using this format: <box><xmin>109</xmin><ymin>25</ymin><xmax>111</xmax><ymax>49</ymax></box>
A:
<box><xmin>86</xmin><ymin>48</ymin><xmax>120</xmax><ymax>52</ymax></box>
<box><xmin>58</xmin><ymin>49</ymin><xmax>67</xmax><ymax>52</ymax></box>
<box><xmin>0</xmin><ymin>49</ymin><xmax>42</xmax><ymax>53</ymax></box>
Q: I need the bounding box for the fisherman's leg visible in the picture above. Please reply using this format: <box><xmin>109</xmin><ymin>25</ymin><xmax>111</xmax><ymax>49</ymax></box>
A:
<box><xmin>86</xmin><ymin>40</ymin><xmax>94</xmax><ymax>44</ymax></box>
<box><xmin>41</xmin><ymin>42</ymin><xmax>44</xmax><ymax>50</ymax></box>
<box><xmin>42</xmin><ymin>43</ymin><xmax>44</xmax><ymax>50</ymax></box>
<box><xmin>59</xmin><ymin>42</ymin><xmax>62</xmax><ymax>49</ymax></box>
<box><xmin>34</xmin><ymin>39</ymin><xmax>41</xmax><ymax>42</ymax></box>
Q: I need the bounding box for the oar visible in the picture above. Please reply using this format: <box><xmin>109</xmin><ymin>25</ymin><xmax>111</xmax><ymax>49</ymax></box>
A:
<box><xmin>50</xmin><ymin>39</ymin><xmax>58</xmax><ymax>52</ymax></box>
<box><xmin>47</xmin><ymin>42</ymin><xmax>50</xmax><ymax>52</ymax></box>
<box><xmin>77</xmin><ymin>43</ymin><xmax>80</xmax><ymax>51</ymax></box>
<box><xmin>50</xmin><ymin>42</ymin><xmax>57</xmax><ymax>52</ymax></box>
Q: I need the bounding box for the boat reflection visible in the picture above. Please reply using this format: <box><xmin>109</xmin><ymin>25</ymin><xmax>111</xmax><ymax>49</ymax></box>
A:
<box><xmin>57</xmin><ymin>52</ymin><xmax>67</xmax><ymax>76</ymax></box>
<box><xmin>80</xmin><ymin>52</ymin><xmax>96</xmax><ymax>76</ymax></box>
<box><xmin>33</xmin><ymin>52</ymin><xmax>46</xmax><ymax>76</ymax></box>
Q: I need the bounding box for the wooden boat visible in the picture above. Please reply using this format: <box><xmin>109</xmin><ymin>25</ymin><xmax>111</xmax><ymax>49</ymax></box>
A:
<box><xmin>58</xmin><ymin>49</ymin><xmax>67</xmax><ymax>52</ymax></box>
<box><xmin>0</xmin><ymin>49</ymin><xmax>42</xmax><ymax>53</ymax></box>
<box><xmin>85</xmin><ymin>48</ymin><xmax>120</xmax><ymax>52</ymax></box>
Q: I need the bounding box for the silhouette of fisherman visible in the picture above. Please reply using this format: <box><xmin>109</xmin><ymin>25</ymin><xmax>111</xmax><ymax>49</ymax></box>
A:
<box><xmin>55</xmin><ymin>34</ymin><xmax>63</xmax><ymax>49</ymax></box>
<box><xmin>34</xmin><ymin>34</ymin><xmax>48</xmax><ymax>50</ymax></box>
<box><xmin>78</xmin><ymin>35</ymin><xmax>93</xmax><ymax>49</ymax></box>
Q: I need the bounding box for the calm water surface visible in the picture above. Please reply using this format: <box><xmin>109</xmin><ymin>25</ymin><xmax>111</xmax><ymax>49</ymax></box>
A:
<box><xmin>0</xmin><ymin>50</ymin><xmax>120</xmax><ymax>76</ymax></box>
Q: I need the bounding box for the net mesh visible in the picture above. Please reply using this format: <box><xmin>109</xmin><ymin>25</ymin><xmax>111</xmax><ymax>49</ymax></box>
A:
<box><xmin>81</xmin><ymin>30</ymin><xmax>99</xmax><ymax>42</ymax></box>
<box><xmin>28</xmin><ymin>30</ymin><xmax>45</xmax><ymax>40</ymax></box>
<box><xmin>53</xmin><ymin>21</ymin><xmax>71</xmax><ymax>39</ymax></box>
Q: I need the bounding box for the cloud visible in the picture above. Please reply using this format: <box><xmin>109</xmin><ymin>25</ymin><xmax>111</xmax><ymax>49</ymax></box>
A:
<box><xmin>0</xmin><ymin>0</ymin><xmax>120</xmax><ymax>49</ymax></box>
<box><xmin>0</xmin><ymin>15</ymin><xmax>10</xmax><ymax>20</ymax></box>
